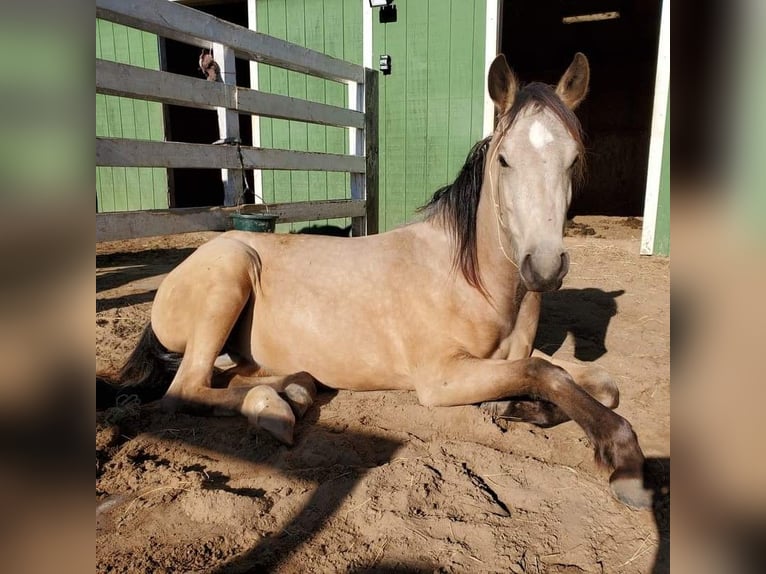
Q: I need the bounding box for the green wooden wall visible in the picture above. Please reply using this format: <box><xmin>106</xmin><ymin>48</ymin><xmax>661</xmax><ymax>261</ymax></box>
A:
<box><xmin>373</xmin><ymin>0</ymin><xmax>487</xmax><ymax>230</ymax></box>
<box><xmin>96</xmin><ymin>19</ymin><xmax>167</xmax><ymax>212</ymax></box>
<box><xmin>256</xmin><ymin>0</ymin><xmax>488</xmax><ymax>232</ymax></box>
<box><xmin>256</xmin><ymin>0</ymin><xmax>361</xmax><ymax>231</ymax></box>
<box><xmin>654</xmin><ymin>98</ymin><xmax>670</xmax><ymax>255</ymax></box>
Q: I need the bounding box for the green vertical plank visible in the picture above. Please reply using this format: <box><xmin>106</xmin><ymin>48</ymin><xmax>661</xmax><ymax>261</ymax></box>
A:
<box><xmin>139</xmin><ymin>168</ymin><xmax>154</xmax><ymax>211</ymax></box>
<box><xmin>447</xmin><ymin>0</ymin><xmax>476</xmax><ymax>176</ymax></box>
<box><xmin>111</xmin><ymin>167</ymin><xmax>128</xmax><ymax>211</ymax></box>
<box><xmin>403</xmin><ymin>0</ymin><xmax>429</xmax><ymax>221</ymax></box>
<box><xmin>324</xmin><ymin>0</ymin><xmax>348</xmax><ymax>205</ymax></box>
<box><xmin>125</xmin><ymin>167</ymin><xmax>142</xmax><ymax>211</ymax></box>
<box><xmin>127</xmin><ymin>27</ymin><xmax>146</xmax><ymax>68</ymax></box>
<box><xmin>286</xmin><ymin>0</ymin><xmax>309</xmax><ymax>230</ymax></box>
<box><xmin>305</xmin><ymin>0</ymin><xmax>329</xmax><ymax>208</ymax></box>
<box><xmin>470</xmin><ymin>0</ymin><xmax>487</xmax><ymax>142</ymax></box>
<box><xmin>653</xmin><ymin>99</ymin><xmax>670</xmax><ymax>255</ymax></box>
<box><xmin>268</xmin><ymin>0</ymin><xmax>293</xmax><ymax>207</ymax></box>
<box><xmin>142</xmin><ymin>32</ymin><xmax>160</xmax><ymax>70</ymax></box>
<box><xmin>256</xmin><ymin>0</ymin><xmax>274</xmax><ymax>202</ymax></box>
<box><xmin>97</xmin><ymin>167</ymin><xmax>115</xmax><ymax>212</ymax></box>
<box><xmin>381</xmin><ymin>7</ymin><xmax>407</xmax><ymax>229</ymax></box>
<box><xmin>96</xmin><ymin>93</ymin><xmax>108</xmax><ymax>137</ymax></box>
<box><xmin>425</xmin><ymin>0</ymin><xmax>451</xmax><ymax>195</ymax></box>
<box><xmin>112</xmin><ymin>22</ymin><xmax>130</xmax><ymax>64</ymax></box>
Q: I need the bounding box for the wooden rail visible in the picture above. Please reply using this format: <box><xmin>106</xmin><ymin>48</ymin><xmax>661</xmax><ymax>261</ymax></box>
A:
<box><xmin>96</xmin><ymin>0</ymin><xmax>378</xmax><ymax>242</ymax></box>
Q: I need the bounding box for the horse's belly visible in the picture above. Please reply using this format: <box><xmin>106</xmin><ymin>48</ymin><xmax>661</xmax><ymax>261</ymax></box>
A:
<box><xmin>246</xmin><ymin>302</ymin><xmax>413</xmax><ymax>391</ymax></box>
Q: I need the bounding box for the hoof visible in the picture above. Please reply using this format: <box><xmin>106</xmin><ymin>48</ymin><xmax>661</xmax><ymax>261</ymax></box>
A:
<box><xmin>242</xmin><ymin>386</ymin><xmax>295</xmax><ymax>445</ymax></box>
<box><xmin>283</xmin><ymin>377</ymin><xmax>317</xmax><ymax>418</ymax></box>
<box><xmin>610</xmin><ymin>469</ymin><xmax>653</xmax><ymax>509</ymax></box>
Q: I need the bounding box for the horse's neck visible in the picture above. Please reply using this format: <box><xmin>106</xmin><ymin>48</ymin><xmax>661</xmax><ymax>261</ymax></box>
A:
<box><xmin>475</xmin><ymin>178</ymin><xmax>524</xmax><ymax>314</ymax></box>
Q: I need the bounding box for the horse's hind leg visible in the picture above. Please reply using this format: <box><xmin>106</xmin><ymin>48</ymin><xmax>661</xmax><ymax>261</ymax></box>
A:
<box><xmin>155</xmin><ymin>243</ymin><xmax>296</xmax><ymax>444</ymax></box>
<box><xmin>214</xmin><ymin>369</ymin><xmax>318</xmax><ymax>418</ymax></box>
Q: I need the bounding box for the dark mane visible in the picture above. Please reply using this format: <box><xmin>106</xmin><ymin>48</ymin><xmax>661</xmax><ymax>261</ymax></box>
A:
<box><xmin>420</xmin><ymin>82</ymin><xmax>585</xmax><ymax>294</ymax></box>
<box><xmin>419</xmin><ymin>137</ymin><xmax>491</xmax><ymax>293</ymax></box>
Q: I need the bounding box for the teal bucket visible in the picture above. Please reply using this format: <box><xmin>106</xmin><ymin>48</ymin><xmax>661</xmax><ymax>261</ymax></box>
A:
<box><xmin>230</xmin><ymin>213</ymin><xmax>279</xmax><ymax>233</ymax></box>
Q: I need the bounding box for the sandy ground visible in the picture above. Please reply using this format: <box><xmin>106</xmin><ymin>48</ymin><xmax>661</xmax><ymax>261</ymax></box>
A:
<box><xmin>96</xmin><ymin>216</ymin><xmax>669</xmax><ymax>573</ymax></box>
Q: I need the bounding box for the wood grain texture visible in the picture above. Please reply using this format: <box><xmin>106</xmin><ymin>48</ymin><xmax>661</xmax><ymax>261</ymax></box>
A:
<box><xmin>96</xmin><ymin>199</ymin><xmax>366</xmax><ymax>242</ymax></box>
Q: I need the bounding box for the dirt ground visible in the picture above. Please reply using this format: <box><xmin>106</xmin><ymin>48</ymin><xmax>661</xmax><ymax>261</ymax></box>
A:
<box><xmin>96</xmin><ymin>216</ymin><xmax>669</xmax><ymax>573</ymax></box>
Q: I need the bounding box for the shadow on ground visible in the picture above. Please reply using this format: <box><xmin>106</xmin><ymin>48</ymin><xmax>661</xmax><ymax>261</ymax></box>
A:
<box><xmin>535</xmin><ymin>288</ymin><xmax>625</xmax><ymax>361</ymax></box>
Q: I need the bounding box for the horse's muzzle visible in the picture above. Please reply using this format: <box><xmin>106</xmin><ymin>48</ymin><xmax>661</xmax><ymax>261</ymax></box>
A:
<box><xmin>520</xmin><ymin>250</ymin><xmax>570</xmax><ymax>292</ymax></box>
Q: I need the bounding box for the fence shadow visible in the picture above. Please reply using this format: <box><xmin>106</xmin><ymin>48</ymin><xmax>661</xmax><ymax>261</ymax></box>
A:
<box><xmin>96</xmin><ymin>247</ymin><xmax>195</xmax><ymax>294</ymax></box>
<box><xmin>99</xmin><ymin>390</ymin><xmax>404</xmax><ymax>573</ymax></box>
<box><xmin>534</xmin><ymin>288</ymin><xmax>625</xmax><ymax>361</ymax></box>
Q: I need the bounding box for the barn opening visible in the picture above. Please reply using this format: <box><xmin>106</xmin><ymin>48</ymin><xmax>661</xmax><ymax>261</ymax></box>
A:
<box><xmin>161</xmin><ymin>1</ymin><xmax>254</xmax><ymax>208</ymax></box>
<box><xmin>499</xmin><ymin>0</ymin><xmax>662</xmax><ymax>216</ymax></box>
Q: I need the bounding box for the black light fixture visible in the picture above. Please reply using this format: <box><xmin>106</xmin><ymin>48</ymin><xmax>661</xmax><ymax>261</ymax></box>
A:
<box><xmin>379</xmin><ymin>54</ymin><xmax>391</xmax><ymax>75</ymax></box>
<box><xmin>368</xmin><ymin>0</ymin><xmax>397</xmax><ymax>24</ymax></box>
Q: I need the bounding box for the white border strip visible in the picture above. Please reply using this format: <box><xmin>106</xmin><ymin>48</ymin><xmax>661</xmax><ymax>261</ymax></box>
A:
<box><xmin>483</xmin><ymin>0</ymin><xmax>500</xmax><ymax>137</ymax></box>
<box><xmin>640</xmin><ymin>0</ymin><xmax>670</xmax><ymax>255</ymax></box>
<box><xmin>363</xmin><ymin>1</ymin><xmax>373</xmax><ymax>69</ymax></box>
<box><xmin>247</xmin><ymin>0</ymin><xmax>263</xmax><ymax>203</ymax></box>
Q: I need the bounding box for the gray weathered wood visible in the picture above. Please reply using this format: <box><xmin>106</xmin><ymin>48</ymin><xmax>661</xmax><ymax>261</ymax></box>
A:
<box><xmin>97</xmin><ymin>199</ymin><xmax>366</xmax><ymax>242</ymax></box>
<box><xmin>364</xmin><ymin>69</ymin><xmax>380</xmax><ymax>235</ymax></box>
<box><xmin>97</xmin><ymin>138</ymin><xmax>366</xmax><ymax>173</ymax></box>
<box><xmin>96</xmin><ymin>0</ymin><xmax>364</xmax><ymax>84</ymax></box>
<box><xmin>96</xmin><ymin>60</ymin><xmax>365</xmax><ymax>129</ymax></box>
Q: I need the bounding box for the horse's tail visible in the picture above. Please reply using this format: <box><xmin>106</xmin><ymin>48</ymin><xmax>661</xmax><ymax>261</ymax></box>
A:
<box><xmin>97</xmin><ymin>323</ymin><xmax>182</xmax><ymax>410</ymax></box>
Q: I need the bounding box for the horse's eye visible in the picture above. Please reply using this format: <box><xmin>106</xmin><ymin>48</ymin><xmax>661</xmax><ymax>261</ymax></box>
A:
<box><xmin>499</xmin><ymin>155</ymin><xmax>509</xmax><ymax>168</ymax></box>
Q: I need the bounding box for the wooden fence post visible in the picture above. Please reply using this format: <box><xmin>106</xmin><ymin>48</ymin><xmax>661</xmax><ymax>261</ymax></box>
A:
<box><xmin>364</xmin><ymin>68</ymin><xmax>379</xmax><ymax>235</ymax></box>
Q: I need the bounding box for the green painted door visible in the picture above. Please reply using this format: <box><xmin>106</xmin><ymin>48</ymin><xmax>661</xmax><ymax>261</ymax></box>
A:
<box><xmin>96</xmin><ymin>19</ymin><xmax>168</xmax><ymax>212</ymax></box>
<box><xmin>256</xmin><ymin>0</ymin><xmax>487</xmax><ymax>232</ymax></box>
<box><xmin>373</xmin><ymin>0</ymin><xmax>487</xmax><ymax>230</ymax></box>
<box><xmin>256</xmin><ymin>0</ymin><xmax>361</xmax><ymax>231</ymax></box>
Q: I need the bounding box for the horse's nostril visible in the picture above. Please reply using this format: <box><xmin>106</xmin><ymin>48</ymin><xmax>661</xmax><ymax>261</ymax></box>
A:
<box><xmin>521</xmin><ymin>253</ymin><xmax>533</xmax><ymax>277</ymax></box>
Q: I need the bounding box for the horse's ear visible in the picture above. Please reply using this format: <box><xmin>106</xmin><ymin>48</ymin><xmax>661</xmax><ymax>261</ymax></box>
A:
<box><xmin>556</xmin><ymin>53</ymin><xmax>590</xmax><ymax>110</ymax></box>
<box><xmin>488</xmin><ymin>54</ymin><xmax>518</xmax><ymax>113</ymax></box>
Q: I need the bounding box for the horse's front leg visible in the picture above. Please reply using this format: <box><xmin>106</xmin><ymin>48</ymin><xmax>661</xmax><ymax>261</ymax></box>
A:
<box><xmin>481</xmin><ymin>349</ymin><xmax>620</xmax><ymax>426</ymax></box>
<box><xmin>415</xmin><ymin>356</ymin><xmax>651</xmax><ymax>508</ymax></box>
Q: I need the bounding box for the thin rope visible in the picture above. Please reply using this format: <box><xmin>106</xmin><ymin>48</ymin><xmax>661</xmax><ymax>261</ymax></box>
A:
<box><xmin>486</xmin><ymin>137</ymin><xmax>519</xmax><ymax>269</ymax></box>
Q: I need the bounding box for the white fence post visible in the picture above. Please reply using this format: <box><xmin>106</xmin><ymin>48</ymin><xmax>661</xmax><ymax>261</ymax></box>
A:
<box><xmin>213</xmin><ymin>43</ymin><xmax>243</xmax><ymax>207</ymax></box>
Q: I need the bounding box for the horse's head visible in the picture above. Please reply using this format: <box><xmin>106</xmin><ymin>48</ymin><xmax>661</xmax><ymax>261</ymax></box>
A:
<box><xmin>487</xmin><ymin>53</ymin><xmax>589</xmax><ymax>292</ymax></box>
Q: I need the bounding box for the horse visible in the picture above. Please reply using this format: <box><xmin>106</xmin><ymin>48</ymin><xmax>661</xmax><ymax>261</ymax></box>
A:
<box><xmin>109</xmin><ymin>53</ymin><xmax>651</xmax><ymax>508</ymax></box>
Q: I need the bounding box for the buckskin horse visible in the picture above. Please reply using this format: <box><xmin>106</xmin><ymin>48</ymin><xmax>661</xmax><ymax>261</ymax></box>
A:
<box><xmin>110</xmin><ymin>54</ymin><xmax>651</xmax><ymax>508</ymax></box>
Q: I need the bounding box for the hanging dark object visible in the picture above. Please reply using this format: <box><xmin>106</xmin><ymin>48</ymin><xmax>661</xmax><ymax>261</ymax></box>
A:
<box><xmin>198</xmin><ymin>49</ymin><xmax>221</xmax><ymax>82</ymax></box>
<box><xmin>368</xmin><ymin>1</ymin><xmax>397</xmax><ymax>24</ymax></box>
<box><xmin>379</xmin><ymin>54</ymin><xmax>392</xmax><ymax>76</ymax></box>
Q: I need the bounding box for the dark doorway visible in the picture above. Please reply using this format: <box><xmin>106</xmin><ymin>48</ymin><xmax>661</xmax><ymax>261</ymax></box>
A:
<box><xmin>161</xmin><ymin>1</ymin><xmax>255</xmax><ymax>208</ymax></box>
<box><xmin>500</xmin><ymin>0</ymin><xmax>662</xmax><ymax>216</ymax></box>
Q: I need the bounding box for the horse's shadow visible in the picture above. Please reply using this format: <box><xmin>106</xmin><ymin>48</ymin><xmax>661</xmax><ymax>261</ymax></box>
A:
<box><xmin>534</xmin><ymin>288</ymin><xmax>625</xmax><ymax>361</ymax></box>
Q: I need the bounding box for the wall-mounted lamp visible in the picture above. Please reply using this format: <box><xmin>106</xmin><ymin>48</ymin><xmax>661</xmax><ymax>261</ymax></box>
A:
<box><xmin>379</xmin><ymin>54</ymin><xmax>391</xmax><ymax>76</ymax></box>
<box><xmin>368</xmin><ymin>0</ymin><xmax>397</xmax><ymax>24</ymax></box>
